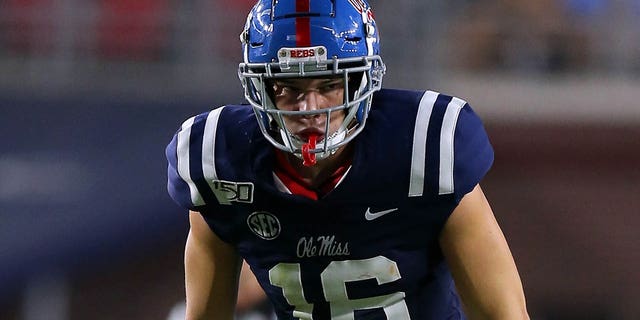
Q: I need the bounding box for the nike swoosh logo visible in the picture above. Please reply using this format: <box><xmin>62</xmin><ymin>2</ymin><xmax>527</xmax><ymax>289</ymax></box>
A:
<box><xmin>365</xmin><ymin>207</ymin><xmax>399</xmax><ymax>221</ymax></box>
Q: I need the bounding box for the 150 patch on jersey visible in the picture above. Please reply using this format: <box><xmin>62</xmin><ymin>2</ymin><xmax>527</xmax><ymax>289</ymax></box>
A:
<box><xmin>211</xmin><ymin>180</ymin><xmax>254</xmax><ymax>205</ymax></box>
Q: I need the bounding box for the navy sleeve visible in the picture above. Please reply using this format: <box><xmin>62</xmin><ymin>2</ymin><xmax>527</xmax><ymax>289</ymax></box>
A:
<box><xmin>166</xmin><ymin>127</ymin><xmax>199</xmax><ymax>211</ymax></box>
<box><xmin>452</xmin><ymin>104</ymin><xmax>494</xmax><ymax>202</ymax></box>
<box><xmin>165</xmin><ymin>111</ymin><xmax>216</xmax><ymax>211</ymax></box>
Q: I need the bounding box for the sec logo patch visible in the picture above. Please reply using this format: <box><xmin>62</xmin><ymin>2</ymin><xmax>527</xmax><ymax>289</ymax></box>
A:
<box><xmin>247</xmin><ymin>211</ymin><xmax>281</xmax><ymax>240</ymax></box>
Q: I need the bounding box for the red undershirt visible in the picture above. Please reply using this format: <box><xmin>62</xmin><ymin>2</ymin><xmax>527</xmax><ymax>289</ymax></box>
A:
<box><xmin>273</xmin><ymin>150</ymin><xmax>351</xmax><ymax>200</ymax></box>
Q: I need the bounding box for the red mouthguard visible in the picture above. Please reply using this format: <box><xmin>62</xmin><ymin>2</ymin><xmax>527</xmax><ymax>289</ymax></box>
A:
<box><xmin>301</xmin><ymin>135</ymin><xmax>318</xmax><ymax>167</ymax></box>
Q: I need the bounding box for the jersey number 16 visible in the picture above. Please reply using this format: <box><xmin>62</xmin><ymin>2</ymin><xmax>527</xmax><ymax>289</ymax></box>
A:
<box><xmin>269</xmin><ymin>256</ymin><xmax>410</xmax><ymax>319</ymax></box>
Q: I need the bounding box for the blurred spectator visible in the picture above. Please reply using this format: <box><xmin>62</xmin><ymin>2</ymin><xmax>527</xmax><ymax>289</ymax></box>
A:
<box><xmin>0</xmin><ymin>0</ymin><xmax>55</xmax><ymax>55</ymax></box>
<box><xmin>449</xmin><ymin>0</ymin><xmax>591</xmax><ymax>73</ymax></box>
<box><xmin>95</xmin><ymin>0</ymin><xmax>171</xmax><ymax>60</ymax></box>
<box><xmin>215</xmin><ymin>0</ymin><xmax>256</xmax><ymax>60</ymax></box>
<box><xmin>219</xmin><ymin>0</ymin><xmax>255</xmax><ymax>12</ymax></box>
<box><xmin>563</xmin><ymin>0</ymin><xmax>608</xmax><ymax>16</ymax></box>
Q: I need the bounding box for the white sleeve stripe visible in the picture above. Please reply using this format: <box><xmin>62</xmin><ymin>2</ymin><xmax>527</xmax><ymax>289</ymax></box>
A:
<box><xmin>176</xmin><ymin>116</ymin><xmax>205</xmax><ymax>206</ymax></box>
<box><xmin>409</xmin><ymin>90</ymin><xmax>438</xmax><ymax>197</ymax></box>
<box><xmin>202</xmin><ymin>107</ymin><xmax>225</xmax><ymax>194</ymax></box>
<box><xmin>439</xmin><ymin>97</ymin><xmax>466</xmax><ymax>195</ymax></box>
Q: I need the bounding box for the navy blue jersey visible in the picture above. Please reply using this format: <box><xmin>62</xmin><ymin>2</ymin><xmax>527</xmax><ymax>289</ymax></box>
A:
<box><xmin>166</xmin><ymin>89</ymin><xmax>494</xmax><ymax>320</ymax></box>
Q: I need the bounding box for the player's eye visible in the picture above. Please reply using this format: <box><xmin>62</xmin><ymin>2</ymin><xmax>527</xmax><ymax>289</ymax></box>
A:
<box><xmin>319</xmin><ymin>81</ymin><xmax>344</xmax><ymax>93</ymax></box>
<box><xmin>273</xmin><ymin>83</ymin><xmax>300</xmax><ymax>96</ymax></box>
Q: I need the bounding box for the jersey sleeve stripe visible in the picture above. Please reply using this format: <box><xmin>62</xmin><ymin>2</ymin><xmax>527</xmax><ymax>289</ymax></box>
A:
<box><xmin>176</xmin><ymin>115</ymin><xmax>205</xmax><ymax>206</ymax></box>
<box><xmin>189</xmin><ymin>112</ymin><xmax>223</xmax><ymax>207</ymax></box>
<box><xmin>173</xmin><ymin>107</ymin><xmax>227</xmax><ymax>208</ymax></box>
<box><xmin>439</xmin><ymin>97</ymin><xmax>466</xmax><ymax>195</ymax></box>
<box><xmin>408</xmin><ymin>90</ymin><xmax>438</xmax><ymax>197</ymax></box>
<box><xmin>202</xmin><ymin>107</ymin><xmax>225</xmax><ymax>193</ymax></box>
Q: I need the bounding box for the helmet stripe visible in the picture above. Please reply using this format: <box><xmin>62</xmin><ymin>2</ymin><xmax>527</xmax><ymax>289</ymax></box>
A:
<box><xmin>295</xmin><ymin>0</ymin><xmax>311</xmax><ymax>46</ymax></box>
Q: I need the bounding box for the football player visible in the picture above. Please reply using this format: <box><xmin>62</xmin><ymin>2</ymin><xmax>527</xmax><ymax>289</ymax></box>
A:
<box><xmin>166</xmin><ymin>0</ymin><xmax>530</xmax><ymax>319</ymax></box>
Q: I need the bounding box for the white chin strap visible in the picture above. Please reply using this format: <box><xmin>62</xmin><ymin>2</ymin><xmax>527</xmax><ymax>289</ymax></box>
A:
<box><xmin>280</xmin><ymin>129</ymin><xmax>347</xmax><ymax>161</ymax></box>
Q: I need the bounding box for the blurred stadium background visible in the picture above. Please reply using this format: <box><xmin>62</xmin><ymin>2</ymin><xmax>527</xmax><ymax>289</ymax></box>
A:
<box><xmin>0</xmin><ymin>0</ymin><xmax>639</xmax><ymax>319</ymax></box>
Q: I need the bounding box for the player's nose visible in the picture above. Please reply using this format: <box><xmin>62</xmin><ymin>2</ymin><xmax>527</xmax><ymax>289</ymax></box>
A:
<box><xmin>297</xmin><ymin>90</ymin><xmax>322</xmax><ymax>113</ymax></box>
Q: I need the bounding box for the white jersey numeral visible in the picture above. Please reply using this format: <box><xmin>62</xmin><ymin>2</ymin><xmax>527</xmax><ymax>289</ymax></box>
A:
<box><xmin>269</xmin><ymin>263</ymin><xmax>314</xmax><ymax>319</ymax></box>
<box><xmin>269</xmin><ymin>256</ymin><xmax>410</xmax><ymax>319</ymax></box>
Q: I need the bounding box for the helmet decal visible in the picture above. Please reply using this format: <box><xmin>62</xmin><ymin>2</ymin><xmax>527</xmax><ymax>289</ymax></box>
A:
<box><xmin>348</xmin><ymin>0</ymin><xmax>368</xmax><ymax>13</ymax></box>
<box><xmin>295</xmin><ymin>0</ymin><xmax>311</xmax><ymax>47</ymax></box>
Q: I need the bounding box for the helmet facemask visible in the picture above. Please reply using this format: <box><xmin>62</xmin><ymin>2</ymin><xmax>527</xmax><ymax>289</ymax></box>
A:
<box><xmin>239</xmin><ymin>54</ymin><xmax>384</xmax><ymax>165</ymax></box>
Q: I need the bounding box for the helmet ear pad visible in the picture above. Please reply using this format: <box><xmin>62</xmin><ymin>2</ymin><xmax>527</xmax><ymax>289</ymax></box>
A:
<box><xmin>247</xmin><ymin>77</ymin><xmax>277</xmax><ymax>132</ymax></box>
<box><xmin>348</xmin><ymin>72</ymin><xmax>364</xmax><ymax>101</ymax></box>
<box><xmin>262</xmin><ymin>82</ymin><xmax>282</xmax><ymax>133</ymax></box>
<box><xmin>257</xmin><ymin>80</ymin><xmax>283</xmax><ymax>133</ymax></box>
<box><xmin>347</xmin><ymin>71</ymin><xmax>367</xmax><ymax>123</ymax></box>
